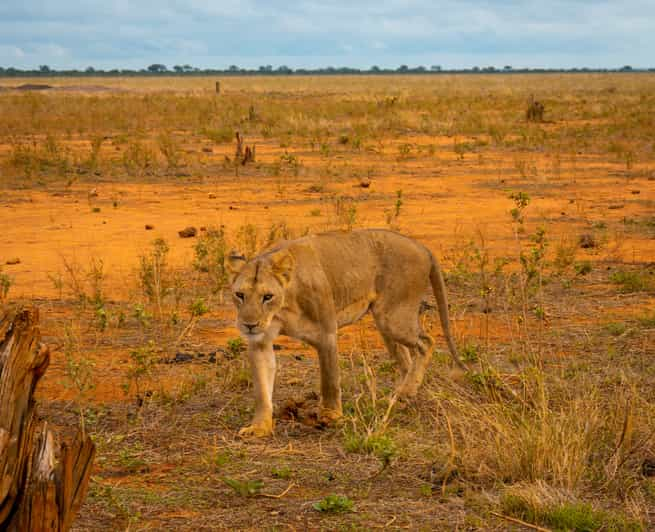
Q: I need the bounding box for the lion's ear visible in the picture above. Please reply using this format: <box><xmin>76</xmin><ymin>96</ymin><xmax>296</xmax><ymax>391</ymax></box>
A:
<box><xmin>270</xmin><ymin>250</ymin><xmax>295</xmax><ymax>285</ymax></box>
<box><xmin>226</xmin><ymin>250</ymin><xmax>247</xmax><ymax>283</ymax></box>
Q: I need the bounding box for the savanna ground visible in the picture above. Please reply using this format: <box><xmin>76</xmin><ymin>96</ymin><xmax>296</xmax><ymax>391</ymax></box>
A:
<box><xmin>1</xmin><ymin>74</ymin><xmax>654</xmax><ymax>530</ymax></box>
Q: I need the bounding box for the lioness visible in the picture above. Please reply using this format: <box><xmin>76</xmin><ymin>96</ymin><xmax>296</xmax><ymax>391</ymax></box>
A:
<box><xmin>227</xmin><ymin>229</ymin><xmax>463</xmax><ymax>437</ymax></box>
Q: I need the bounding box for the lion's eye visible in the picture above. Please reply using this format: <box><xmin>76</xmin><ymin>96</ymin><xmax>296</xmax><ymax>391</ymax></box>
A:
<box><xmin>262</xmin><ymin>294</ymin><xmax>274</xmax><ymax>303</ymax></box>
<box><xmin>235</xmin><ymin>292</ymin><xmax>245</xmax><ymax>301</ymax></box>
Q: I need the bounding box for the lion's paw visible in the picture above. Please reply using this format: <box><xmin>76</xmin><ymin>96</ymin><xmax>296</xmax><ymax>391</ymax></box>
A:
<box><xmin>318</xmin><ymin>407</ymin><xmax>343</xmax><ymax>426</ymax></box>
<box><xmin>238</xmin><ymin>422</ymin><xmax>273</xmax><ymax>438</ymax></box>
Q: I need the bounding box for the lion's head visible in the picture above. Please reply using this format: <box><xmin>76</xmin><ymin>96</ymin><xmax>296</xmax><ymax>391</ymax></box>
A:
<box><xmin>227</xmin><ymin>249</ymin><xmax>295</xmax><ymax>340</ymax></box>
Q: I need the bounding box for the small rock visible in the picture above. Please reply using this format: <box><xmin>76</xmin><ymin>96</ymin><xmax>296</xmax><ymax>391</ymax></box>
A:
<box><xmin>304</xmin><ymin>390</ymin><xmax>319</xmax><ymax>401</ymax></box>
<box><xmin>359</xmin><ymin>178</ymin><xmax>371</xmax><ymax>188</ymax></box>
<box><xmin>173</xmin><ymin>352</ymin><xmax>194</xmax><ymax>364</ymax></box>
<box><xmin>200</xmin><ymin>226</ymin><xmax>207</xmax><ymax>232</ymax></box>
<box><xmin>202</xmin><ymin>147</ymin><xmax>213</xmax><ymax>153</ymax></box>
<box><xmin>145</xmin><ymin>224</ymin><xmax>154</xmax><ymax>230</ymax></box>
<box><xmin>5</xmin><ymin>258</ymin><xmax>20</xmax><ymax>265</ymax></box>
<box><xmin>630</xmin><ymin>189</ymin><xmax>640</xmax><ymax>194</ymax></box>
<box><xmin>608</xmin><ymin>204</ymin><xmax>624</xmax><ymax>210</ymax></box>
<box><xmin>208</xmin><ymin>193</ymin><xmax>217</xmax><ymax>199</ymax></box>
<box><xmin>279</xmin><ymin>398</ymin><xmax>304</xmax><ymax>420</ymax></box>
<box><xmin>229</xmin><ymin>206</ymin><xmax>237</xmax><ymax>210</ymax></box>
<box><xmin>273</xmin><ymin>344</ymin><xmax>284</xmax><ymax>351</ymax></box>
<box><xmin>88</xmin><ymin>188</ymin><xmax>98</xmax><ymax>198</ymax></box>
<box><xmin>579</xmin><ymin>233</ymin><xmax>597</xmax><ymax>249</ymax></box>
<box><xmin>419</xmin><ymin>300</ymin><xmax>436</xmax><ymax>313</ymax></box>
<box><xmin>178</xmin><ymin>226</ymin><xmax>197</xmax><ymax>238</ymax></box>
<box><xmin>642</xmin><ymin>458</ymin><xmax>655</xmax><ymax>477</ymax></box>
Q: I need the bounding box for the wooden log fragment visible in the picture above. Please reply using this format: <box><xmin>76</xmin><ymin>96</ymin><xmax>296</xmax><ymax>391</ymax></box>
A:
<box><xmin>0</xmin><ymin>307</ymin><xmax>95</xmax><ymax>532</ymax></box>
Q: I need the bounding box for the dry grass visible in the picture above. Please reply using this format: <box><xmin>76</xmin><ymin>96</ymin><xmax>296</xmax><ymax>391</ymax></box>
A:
<box><xmin>1</xmin><ymin>73</ymin><xmax>654</xmax><ymax>530</ymax></box>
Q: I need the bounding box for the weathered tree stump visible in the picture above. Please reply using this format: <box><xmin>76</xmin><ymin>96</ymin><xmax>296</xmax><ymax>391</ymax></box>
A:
<box><xmin>0</xmin><ymin>308</ymin><xmax>95</xmax><ymax>531</ymax></box>
<box><xmin>526</xmin><ymin>94</ymin><xmax>545</xmax><ymax>122</ymax></box>
<box><xmin>234</xmin><ymin>132</ymin><xmax>256</xmax><ymax>166</ymax></box>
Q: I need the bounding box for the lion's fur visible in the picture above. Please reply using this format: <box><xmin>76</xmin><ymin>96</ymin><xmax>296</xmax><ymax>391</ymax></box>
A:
<box><xmin>228</xmin><ymin>229</ymin><xmax>462</xmax><ymax>437</ymax></box>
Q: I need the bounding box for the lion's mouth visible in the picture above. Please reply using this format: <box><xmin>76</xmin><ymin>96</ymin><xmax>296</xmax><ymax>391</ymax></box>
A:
<box><xmin>239</xmin><ymin>325</ymin><xmax>264</xmax><ymax>338</ymax></box>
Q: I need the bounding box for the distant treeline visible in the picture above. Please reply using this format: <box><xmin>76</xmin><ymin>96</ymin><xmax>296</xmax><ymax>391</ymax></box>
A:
<box><xmin>0</xmin><ymin>64</ymin><xmax>653</xmax><ymax>77</ymax></box>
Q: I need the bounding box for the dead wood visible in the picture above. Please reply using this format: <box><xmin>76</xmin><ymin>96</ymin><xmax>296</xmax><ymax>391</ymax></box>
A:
<box><xmin>526</xmin><ymin>94</ymin><xmax>545</xmax><ymax>122</ymax></box>
<box><xmin>0</xmin><ymin>307</ymin><xmax>95</xmax><ymax>532</ymax></box>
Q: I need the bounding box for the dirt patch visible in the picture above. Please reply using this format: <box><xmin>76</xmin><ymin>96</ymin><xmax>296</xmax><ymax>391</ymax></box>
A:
<box><xmin>1</xmin><ymin>74</ymin><xmax>654</xmax><ymax>531</ymax></box>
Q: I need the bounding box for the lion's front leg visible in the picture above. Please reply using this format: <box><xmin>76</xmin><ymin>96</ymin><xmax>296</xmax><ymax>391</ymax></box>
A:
<box><xmin>317</xmin><ymin>332</ymin><xmax>342</xmax><ymax>423</ymax></box>
<box><xmin>239</xmin><ymin>340</ymin><xmax>276</xmax><ymax>438</ymax></box>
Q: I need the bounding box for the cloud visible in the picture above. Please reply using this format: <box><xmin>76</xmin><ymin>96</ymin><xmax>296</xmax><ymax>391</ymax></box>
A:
<box><xmin>0</xmin><ymin>1</ymin><xmax>653</xmax><ymax>69</ymax></box>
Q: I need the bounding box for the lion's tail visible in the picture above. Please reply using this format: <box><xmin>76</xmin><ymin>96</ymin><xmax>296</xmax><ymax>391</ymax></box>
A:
<box><xmin>429</xmin><ymin>254</ymin><xmax>466</xmax><ymax>370</ymax></box>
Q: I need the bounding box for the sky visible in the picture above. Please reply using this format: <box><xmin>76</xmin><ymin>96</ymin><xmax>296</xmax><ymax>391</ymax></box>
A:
<box><xmin>0</xmin><ymin>1</ymin><xmax>653</xmax><ymax>70</ymax></box>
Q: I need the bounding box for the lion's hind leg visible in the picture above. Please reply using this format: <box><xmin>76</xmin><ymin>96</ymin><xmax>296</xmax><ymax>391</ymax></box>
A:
<box><xmin>373</xmin><ymin>302</ymin><xmax>431</xmax><ymax>399</ymax></box>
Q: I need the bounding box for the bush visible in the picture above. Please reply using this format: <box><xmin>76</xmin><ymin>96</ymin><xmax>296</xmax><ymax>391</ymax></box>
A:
<box><xmin>193</xmin><ymin>227</ymin><xmax>228</xmax><ymax>295</ymax></box>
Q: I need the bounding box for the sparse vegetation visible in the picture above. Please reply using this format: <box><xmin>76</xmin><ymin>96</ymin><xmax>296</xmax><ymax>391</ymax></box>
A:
<box><xmin>313</xmin><ymin>494</ymin><xmax>354</xmax><ymax>513</ymax></box>
<box><xmin>1</xmin><ymin>74</ymin><xmax>654</xmax><ymax>530</ymax></box>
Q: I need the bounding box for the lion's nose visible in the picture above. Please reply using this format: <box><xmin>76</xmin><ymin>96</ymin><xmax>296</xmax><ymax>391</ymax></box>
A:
<box><xmin>243</xmin><ymin>322</ymin><xmax>259</xmax><ymax>332</ymax></box>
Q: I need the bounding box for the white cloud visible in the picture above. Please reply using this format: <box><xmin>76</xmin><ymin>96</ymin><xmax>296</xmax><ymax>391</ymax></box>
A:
<box><xmin>0</xmin><ymin>45</ymin><xmax>26</xmax><ymax>59</ymax></box>
<box><xmin>0</xmin><ymin>1</ymin><xmax>653</xmax><ymax>69</ymax></box>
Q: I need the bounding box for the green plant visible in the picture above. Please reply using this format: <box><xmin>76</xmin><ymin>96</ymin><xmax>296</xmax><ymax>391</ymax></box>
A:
<box><xmin>0</xmin><ymin>270</ymin><xmax>12</xmax><ymax>300</ymax></box>
<box><xmin>95</xmin><ymin>306</ymin><xmax>108</xmax><ymax>331</ymax></box>
<box><xmin>87</xmin><ymin>135</ymin><xmax>103</xmax><ymax>172</ymax></box>
<box><xmin>123</xmin><ymin>341</ymin><xmax>156</xmax><ymax>403</ymax></box>
<box><xmin>189</xmin><ymin>298</ymin><xmax>209</xmax><ymax>318</ymax></box>
<box><xmin>157</xmin><ymin>130</ymin><xmax>181</xmax><ymax>169</ymax></box>
<box><xmin>271</xmin><ymin>466</ymin><xmax>292</xmax><ymax>479</ymax></box>
<box><xmin>193</xmin><ymin>227</ymin><xmax>228</xmax><ymax>296</ymax></box>
<box><xmin>574</xmin><ymin>261</ymin><xmax>592</xmax><ymax>276</ymax></box>
<box><xmin>553</xmin><ymin>237</ymin><xmax>577</xmax><ymax>274</ymax></box>
<box><xmin>636</xmin><ymin>312</ymin><xmax>655</xmax><ymax>327</ymax></box>
<box><xmin>509</xmin><ymin>191</ymin><xmax>531</xmax><ymax>226</ymax></box>
<box><xmin>221</xmin><ymin>477</ymin><xmax>263</xmax><ymax>497</ymax></box>
<box><xmin>398</xmin><ymin>143</ymin><xmax>412</xmax><ymax>159</ymax></box>
<box><xmin>312</xmin><ymin>494</ymin><xmax>354</xmax><ymax>513</ymax></box>
<box><xmin>266</xmin><ymin>221</ymin><xmax>293</xmax><ymax>247</ymax></box>
<box><xmin>226</xmin><ymin>337</ymin><xmax>245</xmax><ymax>357</ymax></box>
<box><xmin>236</xmin><ymin>224</ymin><xmax>259</xmax><ymax>259</ymax></box>
<box><xmin>344</xmin><ymin>431</ymin><xmax>397</xmax><ymax>468</ymax></box>
<box><xmin>61</xmin><ymin>324</ymin><xmax>96</xmax><ymax>437</ymax></box>
<box><xmin>520</xmin><ymin>226</ymin><xmax>548</xmax><ymax>292</ymax></box>
<box><xmin>139</xmin><ymin>238</ymin><xmax>170</xmax><ymax>316</ymax></box>
<box><xmin>122</xmin><ymin>140</ymin><xmax>156</xmax><ymax>178</ymax></box>
<box><xmin>279</xmin><ymin>151</ymin><xmax>301</xmax><ymax>175</ymax></box>
<box><xmin>333</xmin><ymin>195</ymin><xmax>358</xmax><ymax>231</ymax></box>
<box><xmin>420</xmin><ymin>484</ymin><xmax>433</xmax><ymax>497</ymax></box>
<box><xmin>500</xmin><ymin>488</ymin><xmax>643</xmax><ymax>531</ymax></box>
<box><xmin>394</xmin><ymin>189</ymin><xmax>403</xmax><ymax>218</ymax></box>
<box><xmin>60</xmin><ymin>256</ymin><xmax>88</xmax><ymax>304</ymax></box>
<box><xmin>87</xmin><ymin>257</ymin><xmax>105</xmax><ymax>309</ymax></box>
<box><xmin>133</xmin><ymin>303</ymin><xmax>152</xmax><ymax>328</ymax></box>
<box><xmin>604</xmin><ymin>322</ymin><xmax>627</xmax><ymax>337</ymax></box>
<box><xmin>460</xmin><ymin>343</ymin><xmax>479</xmax><ymax>363</ymax></box>
<box><xmin>610</xmin><ymin>269</ymin><xmax>654</xmax><ymax>293</ymax></box>
<box><xmin>175</xmin><ymin>298</ymin><xmax>210</xmax><ymax>346</ymax></box>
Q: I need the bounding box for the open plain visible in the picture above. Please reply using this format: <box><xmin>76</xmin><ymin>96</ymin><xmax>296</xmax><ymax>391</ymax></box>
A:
<box><xmin>1</xmin><ymin>74</ymin><xmax>654</xmax><ymax>530</ymax></box>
